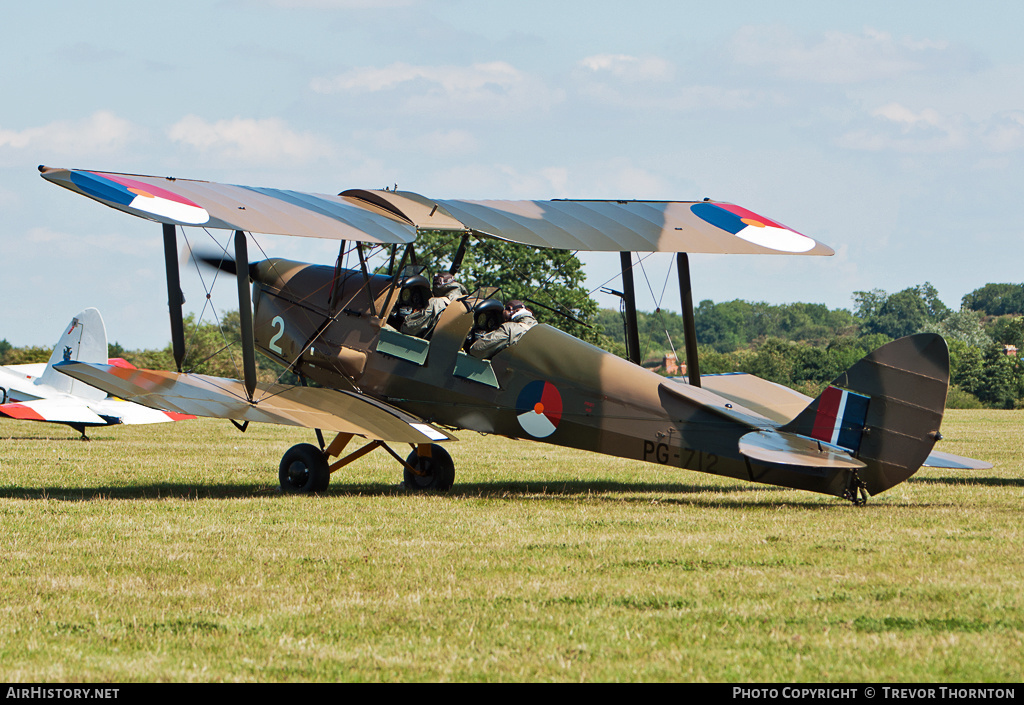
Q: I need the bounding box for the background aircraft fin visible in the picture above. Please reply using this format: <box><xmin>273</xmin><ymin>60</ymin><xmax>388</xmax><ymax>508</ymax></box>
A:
<box><xmin>38</xmin><ymin>308</ymin><xmax>108</xmax><ymax>401</ymax></box>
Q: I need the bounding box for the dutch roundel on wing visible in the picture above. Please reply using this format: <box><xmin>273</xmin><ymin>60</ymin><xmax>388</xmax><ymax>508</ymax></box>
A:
<box><xmin>690</xmin><ymin>202</ymin><xmax>815</xmax><ymax>253</ymax></box>
<box><xmin>70</xmin><ymin>170</ymin><xmax>210</xmax><ymax>225</ymax></box>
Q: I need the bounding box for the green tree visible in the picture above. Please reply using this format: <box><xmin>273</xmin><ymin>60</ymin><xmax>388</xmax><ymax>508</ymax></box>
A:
<box><xmin>107</xmin><ymin>341</ymin><xmax>127</xmax><ymax>360</ymax></box>
<box><xmin>1</xmin><ymin>346</ymin><xmax>51</xmax><ymax>365</ymax></box>
<box><xmin>987</xmin><ymin>316</ymin><xmax>1024</xmax><ymax>350</ymax></box>
<box><xmin>962</xmin><ymin>283</ymin><xmax>1024</xmax><ymax>316</ymax></box>
<box><xmin>948</xmin><ymin>339</ymin><xmax>984</xmax><ymax>396</ymax></box>
<box><xmin>694</xmin><ymin>299</ymin><xmax>750</xmax><ymax>352</ymax></box>
<box><xmin>855</xmin><ymin>283</ymin><xmax>950</xmax><ymax>340</ymax></box>
<box><xmin>747</xmin><ymin>338</ymin><xmax>798</xmax><ymax>386</ymax></box>
<box><xmin>976</xmin><ymin>344</ymin><xmax>1019</xmax><ymax>409</ymax></box>
<box><xmin>921</xmin><ymin>308</ymin><xmax>991</xmax><ymax>348</ymax></box>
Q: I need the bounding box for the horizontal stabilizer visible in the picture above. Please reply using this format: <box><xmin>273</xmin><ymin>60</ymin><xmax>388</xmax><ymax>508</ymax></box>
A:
<box><xmin>89</xmin><ymin>399</ymin><xmax>194</xmax><ymax>425</ymax></box>
<box><xmin>739</xmin><ymin>430</ymin><xmax>867</xmax><ymax>472</ymax></box>
<box><xmin>922</xmin><ymin>449</ymin><xmax>993</xmax><ymax>470</ymax></box>
<box><xmin>0</xmin><ymin>399</ymin><xmax>109</xmax><ymax>425</ymax></box>
<box><xmin>687</xmin><ymin>373</ymin><xmax>812</xmax><ymax>425</ymax></box>
<box><xmin>55</xmin><ymin>362</ymin><xmax>454</xmax><ymax>444</ymax></box>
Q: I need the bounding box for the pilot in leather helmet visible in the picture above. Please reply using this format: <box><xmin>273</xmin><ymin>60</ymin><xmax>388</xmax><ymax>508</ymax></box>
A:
<box><xmin>400</xmin><ymin>271</ymin><xmax>468</xmax><ymax>339</ymax></box>
<box><xmin>386</xmin><ymin>273</ymin><xmax>431</xmax><ymax>331</ymax></box>
<box><xmin>468</xmin><ymin>299</ymin><xmax>538</xmax><ymax>359</ymax></box>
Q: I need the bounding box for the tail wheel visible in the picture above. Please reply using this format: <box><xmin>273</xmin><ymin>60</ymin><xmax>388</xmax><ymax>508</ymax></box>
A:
<box><xmin>404</xmin><ymin>444</ymin><xmax>455</xmax><ymax>491</ymax></box>
<box><xmin>279</xmin><ymin>443</ymin><xmax>331</xmax><ymax>494</ymax></box>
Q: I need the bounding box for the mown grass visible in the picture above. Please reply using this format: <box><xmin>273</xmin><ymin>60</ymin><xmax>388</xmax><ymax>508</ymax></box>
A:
<box><xmin>0</xmin><ymin>410</ymin><xmax>1021</xmax><ymax>682</ymax></box>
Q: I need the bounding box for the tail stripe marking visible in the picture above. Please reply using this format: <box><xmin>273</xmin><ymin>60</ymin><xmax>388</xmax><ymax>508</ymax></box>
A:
<box><xmin>810</xmin><ymin>386</ymin><xmax>869</xmax><ymax>452</ymax></box>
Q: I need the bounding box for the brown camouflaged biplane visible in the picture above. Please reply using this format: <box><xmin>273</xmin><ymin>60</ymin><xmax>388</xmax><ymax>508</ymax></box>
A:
<box><xmin>39</xmin><ymin>166</ymin><xmax>989</xmax><ymax>504</ymax></box>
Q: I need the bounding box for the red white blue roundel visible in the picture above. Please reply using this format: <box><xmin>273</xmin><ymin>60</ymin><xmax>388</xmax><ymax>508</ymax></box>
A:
<box><xmin>516</xmin><ymin>380</ymin><xmax>562</xmax><ymax>438</ymax></box>
<box><xmin>70</xmin><ymin>170</ymin><xmax>210</xmax><ymax>225</ymax></box>
<box><xmin>690</xmin><ymin>202</ymin><xmax>814</xmax><ymax>253</ymax></box>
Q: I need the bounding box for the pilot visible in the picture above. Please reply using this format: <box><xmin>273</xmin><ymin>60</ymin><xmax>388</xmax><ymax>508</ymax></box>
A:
<box><xmin>385</xmin><ymin>273</ymin><xmax>431</xmax><ymax>332</ymax></box>
<box><xmin>468</xmin><ymin>299</ymin><xmax>537</xmax><ymax>359</ymax></box>
<box><xmin>401</xmin><ymin>271</ymin><xmax>468</xmax><ymax>339</ymax></box>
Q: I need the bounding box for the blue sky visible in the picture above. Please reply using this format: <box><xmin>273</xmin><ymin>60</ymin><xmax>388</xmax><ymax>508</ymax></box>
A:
<box><xmin>2</xmin><ymin>0</ymin><xmax>1022</xmax><ymax>348</ymax></box>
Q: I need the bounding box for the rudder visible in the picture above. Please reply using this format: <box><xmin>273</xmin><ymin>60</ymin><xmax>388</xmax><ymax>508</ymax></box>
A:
<box><xmin>782</xmin><ymin>333</ymin><xmax>949</xmax><ymax>497</ymax></box>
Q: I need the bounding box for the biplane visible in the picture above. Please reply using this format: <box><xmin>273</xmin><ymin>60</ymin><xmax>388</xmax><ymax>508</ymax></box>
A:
<box><xmin>0</xmin><ymin>307</ymin><xmax>193</xmax><ymax>437</ymax></box>
<box><xmin>38</xmin><ymin>165</ymin><xmax>988</xmax><ymax>503</ymax></box>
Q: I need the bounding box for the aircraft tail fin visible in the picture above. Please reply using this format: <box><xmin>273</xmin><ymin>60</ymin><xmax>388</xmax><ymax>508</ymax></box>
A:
<box><xmin>781</xmin><ymin>333</ymin><xmax>949</xmax><ymax>496</ymax></box>
<box><xmin>39</xmin><ymin>308</ymin><xmax>108</xmax><ymax>401</ymax></box>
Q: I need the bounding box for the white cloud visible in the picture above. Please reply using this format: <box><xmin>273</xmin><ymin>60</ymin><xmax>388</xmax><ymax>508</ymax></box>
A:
<box><xmin>837</xmin><ymin>103</ymin><xmax>1024</xmax><ymax>154</ymax></box>
<box><xmin>313</xmin><ymin>61</ymin><xmax>522</xmax><ymax>94</ymax></box>
<box><xmin>730</xmin><ymin>26</ymin><xmax>967</xmax><ymax>84</ymax></box>
<box><xmin>577</xmin><ymin>79</ymin><xmax>781</xmax><ymax>113</ymax></box>
<box><xmin>573</xmin><ymin>52</ymin><xmax>777</xmax><ymax>112</ymax></box>
<box><xmin>311</xmin><ymin>61</ymin><xmax>562</xmax><ymax>115</ymax></box>
<box><xmin>0</xmin><ymin>111</ymin><xmax>142</xmax><ymax>160</ymax></box>
<box><xmin>981</xmin><ymin>111</ymin><xmax>1024</xmax><ymax>152</ymax></box>
<box><xmin>352</xmin><ymin>128</ymin><xmax>479</xmax><ymax>158</ymax></box>
<box><xmin>167</xmin><ymin>116</ymin><xmax>332</xmax><ymax>164</ymax></box>
<box><xmin>241</xmin><ymin>0</ymin><xmax>416</xmax><ymax>7</ymax></box>
<box><xmin>578</xmin><ymin>54</ymin><xmax>674</xmax><ymax>82</ymax></box>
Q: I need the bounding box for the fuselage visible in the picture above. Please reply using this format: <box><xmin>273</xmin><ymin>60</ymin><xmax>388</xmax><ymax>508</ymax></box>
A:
<box><xmin>250</xmin><ymin>259</ymin><xmax>859</xmax><ymax>498</ymax></box>
<box><xmin>0</xmin><ymin>364</ymin><xmax>50</xmax><ymax>404</ymax></box>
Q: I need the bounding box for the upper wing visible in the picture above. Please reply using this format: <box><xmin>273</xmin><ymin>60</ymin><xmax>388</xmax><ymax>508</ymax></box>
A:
<box><xmin>40</xmin><ymin>167</ymin><xmax>832</xmax><ymax>255</ymax></box>
<box><xmin>38</xmin><ymin>168</ymin><xmax>427</xmax><ymax>244</ymax></box>
<box><xmin>56</xmin><ymin>362</ymin><xmax>454</xmax><ymax>444</ymax></box>
<box><xmin>432</xmin><ymin>198</ymin><xmax>833</xmax><ymax>255</ymax></box>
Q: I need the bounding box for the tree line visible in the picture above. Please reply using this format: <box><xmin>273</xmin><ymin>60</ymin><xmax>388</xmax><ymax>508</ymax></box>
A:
<box><xmin>597</xmin><ymin>282</ymin><xmax>1024</xmax><ymax>408</ymax></box>
<box><xmin>3</xmin><ymin>262</ymin><xmax>1023</xmax><ymax>409</ymax></box>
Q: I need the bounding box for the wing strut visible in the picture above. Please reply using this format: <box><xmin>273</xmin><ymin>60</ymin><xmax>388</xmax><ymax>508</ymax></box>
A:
<box><xmin>162</xmin><ymin>224</ymin><xmax>186</xmax><ymax>372</ymax></box>
<box><xmin>619</xmin><ymin>252</ymin><xmax>642</xmax><ymax>365</ymax></box>
<box><xmin>356</xmin><ymin>243</ymin><xmax>378</xmax><ymax>318</ymax></box>
<box><xmin>234</xmin><ymin>230</ymin><xmax>258</xmax><ymax>401</ymax></box>
<box><xmin>449</xmin><ymin>233</ymin><xmax>470</xmax><ymax>274</ymax></box>
<box><xmin>677</xmin><ymin>253</ymin><xmax>701</xmax><ymax>387</ymax></box>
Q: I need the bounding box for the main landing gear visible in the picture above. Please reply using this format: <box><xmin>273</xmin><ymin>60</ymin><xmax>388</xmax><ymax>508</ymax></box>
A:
<box><xmin>277</xmin><ymin>433</ymin><xmax>455</xmax><ymax>494</ymax></box>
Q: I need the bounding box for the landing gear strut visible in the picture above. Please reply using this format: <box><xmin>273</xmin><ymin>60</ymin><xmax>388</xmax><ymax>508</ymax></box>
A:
<box><xmin>843</xmin><ymin>471</ymin><xmax>869</xmax><ymax>506</ymax></box>
<box><xmin>276</xmin><ymin>435</ymin><xmax>455</xmax><ymax>494</ymax></box>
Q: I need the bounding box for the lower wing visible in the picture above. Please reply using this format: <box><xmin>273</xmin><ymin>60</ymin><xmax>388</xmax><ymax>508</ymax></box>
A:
<box><xmin>56</xmin><ymin>362</ymin><xmax>454</xmax><ymax>444</ymax></box>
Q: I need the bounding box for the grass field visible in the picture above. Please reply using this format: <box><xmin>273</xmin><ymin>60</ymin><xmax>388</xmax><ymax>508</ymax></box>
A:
<box><xmin>0</xmin><ymin>410</ymin><xmax>1021</xmax><ymax>682</ymax></box>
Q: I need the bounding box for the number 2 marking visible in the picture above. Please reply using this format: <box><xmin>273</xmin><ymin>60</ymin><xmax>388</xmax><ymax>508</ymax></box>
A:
<box><xmin>269</xmin><ymin>316</ymin><xmax>285</xmax><ymax>354</ymax></box>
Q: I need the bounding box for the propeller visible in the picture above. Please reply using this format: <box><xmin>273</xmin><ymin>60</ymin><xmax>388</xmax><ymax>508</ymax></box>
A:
<box><xmin>190</xmin><ymin>248</ymin><xmax>257</xmax><ymax>279</ymax></box>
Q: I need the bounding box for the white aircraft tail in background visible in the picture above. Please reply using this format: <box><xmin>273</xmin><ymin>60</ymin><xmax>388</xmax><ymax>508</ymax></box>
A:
<box><xmin>0</xmin><ymin>308</ymin><xmax>193</xmax><ymax>437</ymax></box>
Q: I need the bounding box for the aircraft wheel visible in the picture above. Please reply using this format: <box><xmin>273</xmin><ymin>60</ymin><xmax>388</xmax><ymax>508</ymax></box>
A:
<box><xmin>404</xmin><ymin>444</ymin><xmax>455</xmax><ymax>491</ymax></box>
<box><xmin>279</xmin><ymin>443</ymin><xmax>331</xmax><ymax>494</ymax></box>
